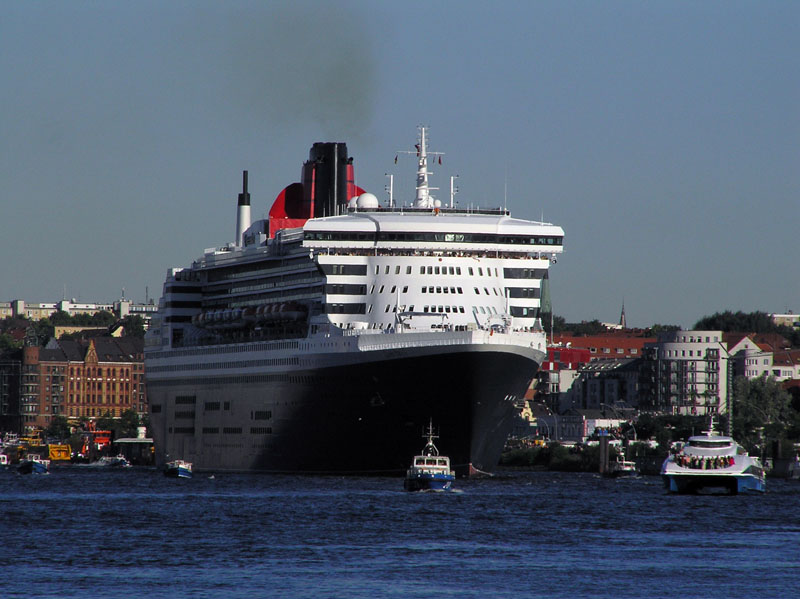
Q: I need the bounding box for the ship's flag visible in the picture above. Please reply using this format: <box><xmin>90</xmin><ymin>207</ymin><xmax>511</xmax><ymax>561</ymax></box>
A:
<box><xmin>415</xmin><ymin>144</ymin><xmax>420</xmax><ymax>156</ymax></box>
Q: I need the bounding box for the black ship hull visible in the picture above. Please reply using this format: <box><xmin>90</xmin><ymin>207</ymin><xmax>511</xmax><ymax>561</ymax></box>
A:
<box><xmin>148</xmin><ymin>343</ymin><xmax>541</xmax><ymax>476</ymax></box>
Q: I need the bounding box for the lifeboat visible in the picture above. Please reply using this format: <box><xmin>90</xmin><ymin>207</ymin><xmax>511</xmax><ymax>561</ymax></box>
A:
<box><xmin>263</xmin><ymin>304</ymin><xmax>279</xmax><ymax>322</ymax></box>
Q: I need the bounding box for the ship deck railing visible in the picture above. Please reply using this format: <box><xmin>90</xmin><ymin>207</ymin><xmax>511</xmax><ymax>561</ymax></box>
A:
<box><xmin>309</xmin><ymin>248</ymin><xmax>551</xmax><ymax>260</ymax></box>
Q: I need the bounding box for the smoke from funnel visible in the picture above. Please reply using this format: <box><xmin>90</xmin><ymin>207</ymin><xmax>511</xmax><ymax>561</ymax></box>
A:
<box><xmin>227</xmin><ymin>4</ymin><xmax>376</xmax><ymax>139</ymax></box>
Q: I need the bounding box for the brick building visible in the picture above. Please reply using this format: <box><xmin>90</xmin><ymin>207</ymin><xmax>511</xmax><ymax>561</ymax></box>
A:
<box><xmin>19</xmin><ymin>337</ymin><xmax>147</xmax><ymax>433</ymax></box>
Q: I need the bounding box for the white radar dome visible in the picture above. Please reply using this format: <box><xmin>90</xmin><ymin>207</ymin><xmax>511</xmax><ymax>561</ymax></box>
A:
<box><xmin>356</xmin><ymin>192</ymin><xmax>380</xmax><ymax>209</ymax></box>
<box><xmin>433</xmin><ymin>199</ymin><xmax>442</xmax><ymax>208</ymax></box>
<box><xmin>348</xmin><ymin>196</ymin><xmax>359</xmax><ymax>208</ymax></box>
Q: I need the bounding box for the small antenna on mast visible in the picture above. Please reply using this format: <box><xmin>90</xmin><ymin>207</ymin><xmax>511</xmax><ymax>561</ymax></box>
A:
<box><xmin>504</xmin><ymin>165</ymin><xmax>508</xmax><ymax>211</ymax></box>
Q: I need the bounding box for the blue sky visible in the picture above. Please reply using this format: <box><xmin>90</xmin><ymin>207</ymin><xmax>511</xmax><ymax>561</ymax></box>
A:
<box><xmin>1</xmin><ymin>1</ymin><xmax>798</xmax><ymax>328</ymax></box>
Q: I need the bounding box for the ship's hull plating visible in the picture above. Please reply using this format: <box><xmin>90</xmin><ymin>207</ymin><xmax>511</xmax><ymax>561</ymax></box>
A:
<box><xmin>404</xmin><ymin>473</ymin><xmax>455</xmax><ymax>492</ymax></box>
<box><xmin>148</xmin><ymin>343</ymin><xmax>540</xmax><ymax>476</ymax></box>
<box><xmin>662</xmin><ymin>469</ymin><xmax>766</xmax><ymax>494</ymax></box>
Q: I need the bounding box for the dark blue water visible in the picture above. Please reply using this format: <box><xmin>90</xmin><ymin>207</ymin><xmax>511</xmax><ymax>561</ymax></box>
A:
<box><xmin>1</xmin><ymin>467</ymin><xmax>797</xmax><ymax>598</ymax></box>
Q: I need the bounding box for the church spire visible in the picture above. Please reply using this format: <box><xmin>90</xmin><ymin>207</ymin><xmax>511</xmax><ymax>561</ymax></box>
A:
<box><xmin>619</xmin><ymin>299</ymin><xmax>627</xmax><ymax>329</ymax></box>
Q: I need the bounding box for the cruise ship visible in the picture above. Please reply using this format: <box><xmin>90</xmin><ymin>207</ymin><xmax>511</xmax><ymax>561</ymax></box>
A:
<box><xmin>144</xmin><ymin>128</ymin><xmax>565</xmax><ymax>475</ymax></box>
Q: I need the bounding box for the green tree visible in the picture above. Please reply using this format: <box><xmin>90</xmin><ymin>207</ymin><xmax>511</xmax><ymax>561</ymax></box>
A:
<box><xmin>649</xmin><ymin>323</ymin><xmax>681</xmax><ymax>335</ymax></box>
<box><xmin>50</xmin><ymin>310</ymin><xmax>74</xmax><ymax>326</ymax></box>
<box><xmin>732</xmin><ymin>376</ymin><xmax>792</xmax><ymax>456</ymax></box>
<box><xmin>120</xmin><ymin>315</ymin><xmax>146</xmax><ymax>338</ymax></box>
<box><xmin>118</xmin><ymin>409</ymin><xmax>141</xmax><ymax>438</ymax></box>
<box><xmin>90</xmin><ymin>311</ymin><xmax>116</xmax><ymax>327</ymax></box>
<box><xmin>46</xmin><ymin>415</ymin><xmax>71</xmax><ymax>441</ymax></box>
<box><xmin>0</xmin><ymin>333</ymin><xmax>21</xmax><ymax>356</ymax></box>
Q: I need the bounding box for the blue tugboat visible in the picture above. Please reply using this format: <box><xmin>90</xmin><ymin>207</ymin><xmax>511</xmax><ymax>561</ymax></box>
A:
<box><xmin>164</xmin><ymin>459</ymin><xmax>192</xmax><ymax>478</ymax></box>
<box><xmin>404</xmin><ymin>421</ymin><xmax>455</xmax><ymax>492</ymax></box>
<box><xmin>17</xmin><ymin>454</ymin><xmax>50</xmax><ymax>475</ymax></box>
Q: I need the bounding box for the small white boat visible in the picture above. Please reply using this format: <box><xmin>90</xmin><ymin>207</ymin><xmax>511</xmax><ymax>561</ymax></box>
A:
<box><xmin>606</xmin><ymin>455</ymin><xmax>638</xmax><ymax>478</ymax></box>
<box><xmin>164</xmin><ymin>459</ymin><xmax>192</xmax><ymax>478</ymax></box>
<box><xmin>661</xmin><ymin>419</ymin><xmax>765</xmax><ymax>494</ymax></box>
<box><xmin>404</xmin><ymin>420</ymin><xmax>455</xmax><ymax>492</ymax></box>
<box><xmin>92</xmin><ymin>455</ymin><xmax>132</xmax><ymax>468</ymax></box>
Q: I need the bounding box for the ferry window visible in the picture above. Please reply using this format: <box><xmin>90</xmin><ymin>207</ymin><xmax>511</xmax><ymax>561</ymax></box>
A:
<box><xmin>487</xmin><ymin>269</ymin><xmax>492</xmax><ymax>277</ymax></box>
<box><xmin>484</xmin><ymin>288</ymin><xmax>490</xmax><ymax>295</ymax></box>
<box><xmin>474</xmin><ymin>288</ymin><xmax>479</xmax><ymax>294</ymax></box>
<box><xmin>375</xmin><ymin>265</ymin><xmax>379</xmax><ymax>275</ymax></box>
<box><xmin>391</xmin><ymin>286</ymin><xmax>396</xmax><ymax>293</ymax></box>
<box><xmin>449</xmin><ymin>267</ymin><xmax>454</xmax><ymax>274</ymax></box>
<box><xmin>443</xmin><ymin>287</ymin><xmax>449</xmax><ymax>294</ymax></box>
<box><xmin>368</xmin><ymin>305</ymin><xmax>373</xmax><ymax>313</ymax></box>
<box><xmin>456</xmin><ymin>267</ymin><xmax>461</xmax><ymax>275</ymax></box>
<box><xmin>420</xmin><ymin>267</ymin><xmax>425</xmax><ymax>274</ymax></box>
<box><xmin>495</xmin><ymin>268</ymin><xmax>499</xmax><ymax>276</ymax></box>
<box><xmin>478</xmin><ymin>268</ymin><xmax>483</xmax><ymax>276</ymax></box>
<box><xmin>395</xmin><ymin>266</ymin><xmax>400</xmax><ymax>274</ymax></box>
<box><xmin>438</xmin><ymin>305</ymin><xmax>443</xmax><ymax>312</ymax></box>
<box><xmin>459</xmin><ymin>306</ymin><xmax>465</xmax><ymax>313</ymax></box>
<box><xmin>436</xmin><ymin>287</ymin><xmax>442</xmax><ymax>293</ymax></box>
<box><xmin>435</xmin><ymin>267</ymin><xmax>440</xmax><ymax>275</ymax></box>
<box><xmin>479</xmin><ymin>307</ymin><xmax>486</xmax><ymax>314</ymax></box>
<box><xmin>409</xmin><ymin>305</ymin><xmax>414</xmax><ymax>311</ymax></box>
<box><xmin>424</xmin><ymin>306</ymin><xmax>429</xmax><ymax>313</ymax></box>
<box><xmin>385</xmin><ymin>265</ymin><xmax>390</xmax><ymax>274</ymax></box>
<box><xmin>385</xmin><ymin>305</ymin><xmax>390</xmax><ymax>312</ymax></box>
<box><xmin>427</xmin><ymin>266</ymin><xmax>433</xmax><ymax>274</ymax></box>
<box><xmin>494</xmin><ymin>288</ymin><xmax>499</xmax><ymax>295</ymax></box>
<box><xmin>445</xmin><ymin>306</ymin><xmax>451</xmax><ymax>313</ymax></box>
<box><xmin>379</xmin><ymin>285</ymin><xmax>384</xmax><ymax>293</ymax></box>
<box><xmin>422</xmin><ymin>287</ymin><xmax>427</xmax><ymax>293</ymax></box>
<box><xmin>402</xmin><ymin>286</ymin><xmax>408</xmax><ymax>293</ymax></box>
<box><xmin>458</xmin><ymin>287</ymin><xmax>463</xmax><ymax>294</ymax></box>
<box><xmin>469</xmin><ymin>267</ymin><xmax>474</xmax><ymax>276</ymax></box>
<box><xmin>428</xmin><ymin>286</ymin><xmax>434</xmax><ymax>293</ymax></box>
<box><xmin>407</xmin><ymin>266</ymin><xmax>412</xmax><ymax>274</ymax></box>
<box><xmin>450</xmin><ymin>287</ymin><xmax>456</xmax><ymax>294</ymax></box>
<box><xmin>370</xmin><ymin>285</ymin><xmax>375</xmax><ymax>294</ymax></box>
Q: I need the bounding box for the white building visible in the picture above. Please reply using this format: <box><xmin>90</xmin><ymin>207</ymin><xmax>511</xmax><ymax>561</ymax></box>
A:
<box><xmin>642</xmin><ymin>330</ymin><xmax>730</xmax><ymax>416</ymax></box>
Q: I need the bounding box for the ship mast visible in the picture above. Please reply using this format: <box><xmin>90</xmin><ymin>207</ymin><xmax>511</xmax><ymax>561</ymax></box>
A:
<box><xmin>408</xmin><ymin>126</ymin><xmax>443</xmax><ymax>209</ymax></box>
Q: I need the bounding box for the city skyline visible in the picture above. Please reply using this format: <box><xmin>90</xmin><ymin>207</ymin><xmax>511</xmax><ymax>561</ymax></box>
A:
<box><xmin>2</xmin><ymin>1</ymin><xmax>798</xmax><ymax>329</ymax></box>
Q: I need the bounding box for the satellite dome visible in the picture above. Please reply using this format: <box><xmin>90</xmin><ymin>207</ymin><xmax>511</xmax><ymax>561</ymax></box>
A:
<box><xmin>356</xmin><ymin>192</ymin><xmax>380</xmax><ymax>209</ymax></box>
<box><xmin>348</xmin><ymin>196</ymin><xmax>359</xmax><ymax>209</ymax></box>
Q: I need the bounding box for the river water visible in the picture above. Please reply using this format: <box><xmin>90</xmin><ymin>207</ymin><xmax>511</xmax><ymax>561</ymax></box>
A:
<box><xmin>1</xmin><ymin>467</ymin><xmax>797</xmax><ymax>598</ymax></box>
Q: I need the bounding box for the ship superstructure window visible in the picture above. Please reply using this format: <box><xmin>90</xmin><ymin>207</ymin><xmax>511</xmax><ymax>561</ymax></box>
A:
<box><xmin>504</xmin><ymin>268</ymin><xmax>548</xmax><ymax>279</ymax></box>
<box><xmin>325</xmin><ymin>284</ymin><xmax>367</xmax><ymax>295</ymax></box>
<box><xmin>321</xmin><ymin>264</ymin><xmax>367</xmax><ymax>276</ymax></box>
<box><xmin>325</xmin><ymin>303</ymin><xmax>366</xmax><ymax>314</ymax></box>
<box><xmin>507</xmin><ymin>287</ymin><xmax>540</xmax><ymax>299</ymax></box>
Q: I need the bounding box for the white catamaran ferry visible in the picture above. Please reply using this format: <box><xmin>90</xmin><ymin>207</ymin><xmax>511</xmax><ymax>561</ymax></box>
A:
<box><xmin>144</xmin><ymin>128</ymin><xmax>565</xmax><ymax>475</ymax></box>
